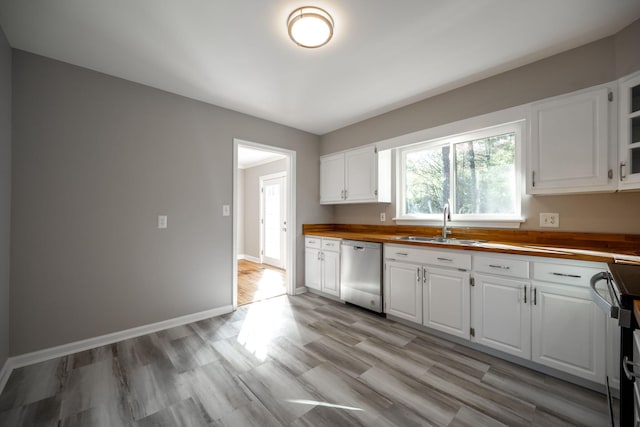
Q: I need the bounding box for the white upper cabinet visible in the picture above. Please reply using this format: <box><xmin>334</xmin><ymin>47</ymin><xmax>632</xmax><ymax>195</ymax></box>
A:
<box><xmin>527</xmin><ymin>84</ymin><xmax>616</xmax><ymax>194</ymax></box>
<box><xmin>618</xmin><ymin>71</ymin><xmax>640</xmax><ymax>190</ymax></box>
<box><xmin>319</xmin><ymin>152</ymin><xmax>345</xmax><ymax>203</ymax></box>
<box><xmin>320</xmin><ymin>146</ymin><xmax>391</xmax><ymax>204</ymax></box>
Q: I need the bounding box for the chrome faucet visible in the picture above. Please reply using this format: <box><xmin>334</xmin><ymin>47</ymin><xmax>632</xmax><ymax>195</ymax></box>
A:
<box><xmin>442</xmin><ymin>202</ymin><xmax>452</xmax><ymax>239</ymax></box>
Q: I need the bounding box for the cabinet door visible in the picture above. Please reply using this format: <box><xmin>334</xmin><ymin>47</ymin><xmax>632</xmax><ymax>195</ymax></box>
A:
<box><xmin>322</xmin><ymin>250</ymin><xmax>340</xmax><ymax>297</ymax></box>
<box><xmin>385</xmin><ymin>261</ymin><xmax>422</xmax><ymax>323</ymax></box>
<box><xmin>423</xmin><ymin>267</ymin><xmax>470</xmax><ymax>339</ymax></box>
<box><xmin>619</xmin><ymin>71</ymin><xmax>640</xmax><ymax>190</ymax></box>
<box><xmin>531</xmin><ymin>282</ymin><xmax>606</xmax><ymax>383</ymax></box>
<box><xmin>473</xmin><ymin>274</ymin><xmax>531</xmax><ymax>359</ymax></box>
<box><xmin>304</xmin><ymin>248</ymin><xmax>322</xmax><ymax>291</ymax></box>
<box><xmin>528</xmin><ymin>86</ymin><xmax>613</xmax><ymax>194</ymax></box>
<box><xmin>320</xmin><ymin>153</ymin><xmax>345</xmax><ymax>204</ymax></box>
<box><xmin>345</xmin><ymin>146</ymin><xmax>377</xmax><ymax>202</ymax></box>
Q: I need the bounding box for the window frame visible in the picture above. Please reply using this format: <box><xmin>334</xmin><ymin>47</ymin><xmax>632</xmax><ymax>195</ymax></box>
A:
<box><xmin>396</xmin><ymin>121</ymin><xmax>525</xmax><ymax>227</ymax></box>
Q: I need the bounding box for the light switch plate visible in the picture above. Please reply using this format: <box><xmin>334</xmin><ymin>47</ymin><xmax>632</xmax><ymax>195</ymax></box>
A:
<box><xmin>379</xmin><ymin>212</ymin><xmax>386</xmax><ymax>222</ymax></box>
<box><xmin>222</xmin><ymin>205</ymin><xmax>230</xmax><ymax>216</ymax></box>
<box><xmin>158</xmin><ymin>215</ymin><xmax>167</xmax><ymax>229</ymax></box>
<box><xmin>540</xmin><ymin>212</ymin><xmax>559</xmax><ymax>228</ymax></box>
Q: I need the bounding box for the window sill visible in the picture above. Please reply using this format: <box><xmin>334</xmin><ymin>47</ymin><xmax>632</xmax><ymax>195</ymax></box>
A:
<box><xmin>392</xmin><ymin>217</ymin><xmax>525</xmax><ymax>229</ymax></box>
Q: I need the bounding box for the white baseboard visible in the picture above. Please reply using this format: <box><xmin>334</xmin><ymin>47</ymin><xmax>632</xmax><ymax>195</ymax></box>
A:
<box><xmin>2</xmin><ymin>304</ymin><xmax>233</xmax><ymax>390</ymax></box>
<box><xmin>0</xmin><ymin>357</ymin><xmax>12</xmax><ymax>394</ymax></box>
<box><xmin>241</xmin><ymin>254</ymin><xmax>261</xmax><ymax>263</ymax></box>
<box><xmin>295</xmin><ymin>286</ymin><xmax>308</xmax><ymax>295</ymax></box>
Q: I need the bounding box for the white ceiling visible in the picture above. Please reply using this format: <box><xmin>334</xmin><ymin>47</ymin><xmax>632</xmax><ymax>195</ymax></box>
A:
<box><xmin>237</xmin><ymin>146</ymin><xmax>286</xmax><ymax>169</ymax></box>
<box><xmin>1</xmin><ymin>1</ymin><xmax>640</xmax><ymax>135</ymax></box>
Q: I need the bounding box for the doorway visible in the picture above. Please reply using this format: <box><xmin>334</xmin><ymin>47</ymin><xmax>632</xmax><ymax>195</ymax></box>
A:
<box><xmin>233</xmin><ymin>139</ymin><xmax>296</xmax><ymax>308</ymax></box>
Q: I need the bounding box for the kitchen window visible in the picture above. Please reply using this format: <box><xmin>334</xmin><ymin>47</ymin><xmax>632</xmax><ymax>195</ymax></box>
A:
<box><xmin>396</xmin><ymin>121</ymin><xmax>524</xmax><ymax>227</ymax></box>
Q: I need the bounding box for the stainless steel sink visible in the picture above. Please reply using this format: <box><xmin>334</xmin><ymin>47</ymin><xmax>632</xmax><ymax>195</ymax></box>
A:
<box><xmin>393</xmin><ymin>236</ymin><xmax>485</xmax><ymax>245</ymax></box>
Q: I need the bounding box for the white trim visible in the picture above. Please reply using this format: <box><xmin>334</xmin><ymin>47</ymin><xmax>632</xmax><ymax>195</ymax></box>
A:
<box><xmin>393</xmin><ymin>218</ymin><xmax>524</xmax><ymax>229</ymax></box>
<box><xmin>375</xmin><ymin>105</ymin><xmax>528</xmax><ymax>152</ymax></box>
<box><xmin>0</xmin><ymin>304</ymin><xmax>233</xmax><ymax>393</ymax></box>
<box><xmin>0</xmin><ymin>358</ymin><xmax>12</xmax><ymax>393</ymax></box>
<box><xmin>233</xmin><ymin>139</ymin><xmax>296</xmax><ymax>310</ymax></box>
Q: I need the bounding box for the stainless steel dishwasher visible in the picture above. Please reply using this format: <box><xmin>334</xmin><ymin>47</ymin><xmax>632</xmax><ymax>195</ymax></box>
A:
<box><xmin>340</xmin><ymin>240</ymin><xmax>382</xmax><ymax>313</ymax></box>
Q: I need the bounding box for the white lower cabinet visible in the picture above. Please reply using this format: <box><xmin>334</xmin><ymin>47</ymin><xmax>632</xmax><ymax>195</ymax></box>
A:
<box><xmin>472</xmin><ymin>274</ymin><xmax>531</xmax><ymax>359</ymax></box>
<box><xmin>423</xmin><ymin>267</ymin><xmax>470</xmax><ymax>339</ymax></box>
<box><xmin>385</xmin><ymin>260</ymin><xmax>422</xmax><ymax>324</ymax></box>
<box><xmin>530</xmin><ymin>281</ymin><xmax>606</xmax><ymax>383</ymax></box>
<box><xmin>304</xmin><ymin>236</ymin><xmax>340</xmax><ymax>297</ymax></box>
<box><xmin>383</xmin><ymin>244</ymin><xmax>610</xmax><ymax>385</ymax></box>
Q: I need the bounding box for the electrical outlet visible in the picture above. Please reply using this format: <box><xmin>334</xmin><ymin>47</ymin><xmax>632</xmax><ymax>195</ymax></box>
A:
<box><xmin>540</xmin><ymin>212</ymin><xmax>559</xmax><ymax>228</ymax></box>
<box><xmin>158</xmin><ymin>215</ymin><xmax>167</xmax><ymax>229</ymax></box>
<box><xmin>379</xmin><ymin>212</ymin><xmax>386</xmax><ymax>222</ymax></box>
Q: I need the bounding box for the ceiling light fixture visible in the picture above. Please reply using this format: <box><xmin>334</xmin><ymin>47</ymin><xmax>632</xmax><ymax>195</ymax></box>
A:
<box><xmin>287</xmin><ymin>6</ymin><xmax>334</xmax><ymax>48</ymax></box>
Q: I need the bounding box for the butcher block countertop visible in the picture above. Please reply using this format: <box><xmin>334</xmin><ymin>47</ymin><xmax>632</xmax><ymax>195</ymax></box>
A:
<box><xmin>303</xmin><ymin>224</ymin><xmax>640</xmax><ymax>264</ymax></box>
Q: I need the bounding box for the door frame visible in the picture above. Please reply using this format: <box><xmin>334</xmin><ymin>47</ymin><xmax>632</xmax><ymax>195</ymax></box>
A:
<box><xmin>232</xmin><ymin>139</ymin><xmax>296</xmax><ymax>310</ymax></box>
<box><xmin>259</xmin><ymin>171</ymin><xmax>287</xmax><ymax>269</ymax></box>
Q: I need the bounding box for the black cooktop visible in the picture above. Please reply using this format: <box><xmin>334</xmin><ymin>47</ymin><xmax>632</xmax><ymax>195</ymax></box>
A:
<box><xmin>609</xmin><ymin>263</ymin><xmax>640</xmax><ymax>299</ymax></box>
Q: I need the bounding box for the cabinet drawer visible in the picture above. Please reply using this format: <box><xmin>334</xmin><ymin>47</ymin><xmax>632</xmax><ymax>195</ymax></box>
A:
<box><xmin>532</xmin><ymin>262</ymin><xmax>603</xmax><ymax>287</ymax></box>
<box><xmin>384</xmin><ymin>244</ymin><xmax>428</xmax><ymax>264</ymax></box>
<box><xmin>423</xmin><ymin>250</ymin><xmax>472</xmax><ymax>271</ymax></box>
<box><xmin>305</xmin><ymin>236</ymin><xmax>322</xmax><ymax>249</ymax></box>
<box><xmin>474</xmin><ymin>255</ymin><xmax>529</xmax><ymax>278</ymax></box>
<box><xmin>321</xmin><ymin>238</ymin><xmax>341</xmax><ymax>252</ymax></box>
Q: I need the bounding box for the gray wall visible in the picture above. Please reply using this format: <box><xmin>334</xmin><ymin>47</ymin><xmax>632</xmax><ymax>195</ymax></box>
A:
<box><xmin>321</xmin><ymin>19</ymin><xmax>640</xmax><ymax>234</ymax></box>
<box><xmin>11</xmin><ymin>50</ymin><xmax>331</xmax><ymax>355</ymax></box>
<box><xmin>242</xmin><ymin>159</ymin><xmax>287</xmax><ymax>260</ymax></box>
<box><xmin>0</xmin><ymin>26</ymin><xmax>11</xmax><ymax>367</ymax></box>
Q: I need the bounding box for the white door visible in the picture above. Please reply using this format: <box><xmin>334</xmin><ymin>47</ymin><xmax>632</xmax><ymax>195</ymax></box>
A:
<box><xmin>305</xmin><ymin>248</ymin><xmax>322</xmax><ymax>291</ymax></box>
<box><xmin>385</xmin><ymin>261</ymin><xmax>422</xmax><ymax>323</ymax></box>
<box><xmin>345</xmin><ymin>146</ymin><xmax>377</xmax><ymax>202</ymax></box>
<box><xmin>322</xmin><ymin>250</ymin><xmax>340</xmax><ymax>297</ymax></box>
<box><xmin>320</xmin><ymin>153</ymin><xmax>345</xmax><ymax>203</ymax></box>
<box><xmin>531</xmin><ymin>282</ymin><xmax>606</xmax><ymax>383</ymax></box>
<box><xmin>423</xmin><ymin>267</ymin><xmax>470</xmax><ymax>339</ymax></box>
<box><xmin>618</xmin><ymin>71</ymin><xmax>640</xmax><ymax>190</ymax></box>
<box><xmin>261</xmin><ymin>175</ymin><xmax>286</xmax><ymax>269</ymax></box>
<box><xmin>473</xmin><ymin>274</ymin><xmax>531</xmax><ymax>359</ymax></box>
<box><xmin>528</xmin><ymin>86</ymin><xmax>613</xmax><ymax>194</ymax></box>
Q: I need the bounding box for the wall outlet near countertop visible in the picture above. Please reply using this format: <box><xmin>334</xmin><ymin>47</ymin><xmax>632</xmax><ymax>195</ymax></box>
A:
<box><xmin>540</xmin><ymin>212</ymin><xmax>559</xmax><ymax>228</ymax></box>
<box><xmin>379</xmin><ymin>212</ymin><xmax>386</xmax><ymax>222</ymax></box>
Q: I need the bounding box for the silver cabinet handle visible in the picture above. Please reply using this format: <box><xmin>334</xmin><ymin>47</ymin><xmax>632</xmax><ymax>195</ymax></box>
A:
<box><xmin>489</xmin><ymin>264</ymin><xmax>510</xmax><ymax>270</ymax></box>
<box><xmin>325</xmin><ymin>243</ymin><xmax>334</xmax><ymax>247</ymax></box>
<box><xmin>396</xmin><ymin>252</ymin><xmax>409</xmax><ymax>256</ymax></box>
<box><xmin>533</xmin><ymin>288</ymin><xmax>537</xmax><ymax>305</ymax></box>
<box><xmin>623</xmin><ymin>356</ymin><xmax>640</xmax><ymax>381</ymax></box>
<box><xmin>317</xmin><ymin>251</ymin><xmax>321</xmax><ymax>260</ymax></box>
<box><xmin>523</xmin><ymin>285</ymin><xmax>527</xmax><ymax>304</ymax></box>
<box><xmin>620</xmin><ymin>161</ymin><xmax>627</xmax><ymax>181</ymax></box>
<box><xmin>551</xmin><ymin>272</ymin><xmax>581</xmax><ymax>279</ymax></box>
<box><xmin>437</xmin><ymin>257</ymin><xmax>453</xmax><ymax>262</ymax></box>
<box><xmin>308</xmin><ymin>240</ymin><xmax>316</xmax><ymax>244</ymax></box>
<box><xmin>344</xmin><ymin>189</ymin><xmax>348</xmax><ymax>200</ymax></box>
<box><xmin>423</xmin><ymin>267</ymin><xmax>427</xmax><ymax>283</ymax></box>
<box><xmin>416</xmin><ymin>267</ymin><xmax>421</xmax><ymax>282</ymax></box>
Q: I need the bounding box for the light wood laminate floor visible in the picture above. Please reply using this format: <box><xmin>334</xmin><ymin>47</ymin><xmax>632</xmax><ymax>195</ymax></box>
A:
<box><xmin>0</xmin><ymin>293</ymin><xmax>614</xmax><ymax>426</ymax></box>
<box><xmin>237</xmin><ymin>259</ymin><xmax>286</xmax><ymax>306</ymax></box>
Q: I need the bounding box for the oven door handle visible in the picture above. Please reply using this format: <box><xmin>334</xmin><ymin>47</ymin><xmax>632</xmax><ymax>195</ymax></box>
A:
<box><xmin>623</xmin><ymin>356</ymin><xmax>640</xmax><ymax>382</ymax></box>
<box><xmin>590</xmin><ymin>272</ymin><xmax>619</xmax><ymax>319</ymax></box>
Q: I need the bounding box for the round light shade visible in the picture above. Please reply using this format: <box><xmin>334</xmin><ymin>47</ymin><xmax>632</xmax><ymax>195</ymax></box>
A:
<box><xmin>287</xmin><ymin>6</ymin><xmax>334</xmax><ymax>48</ymax></box>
